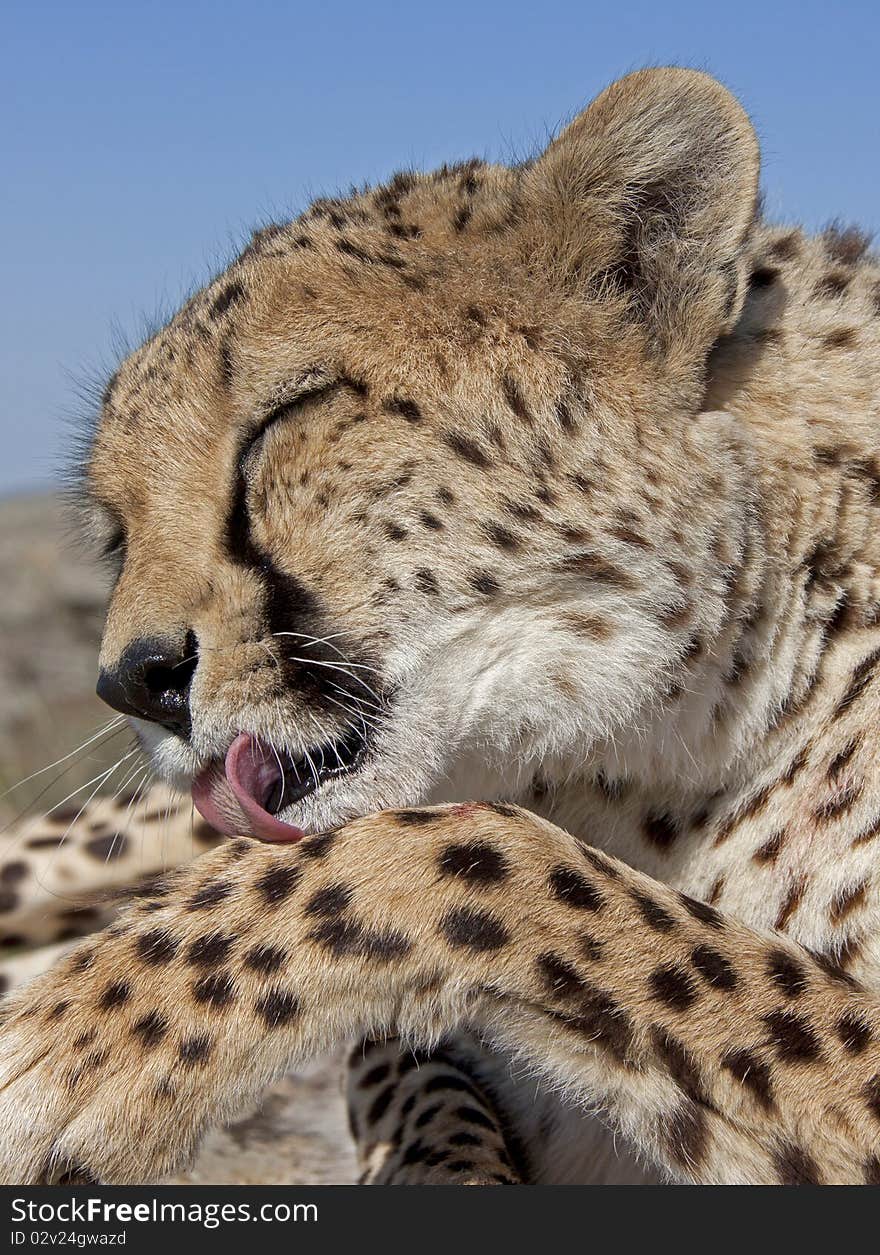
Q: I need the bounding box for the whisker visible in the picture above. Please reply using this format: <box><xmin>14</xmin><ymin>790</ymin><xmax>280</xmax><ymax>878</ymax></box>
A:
<box><xmin>322</xmin><ymin>692</ymin><xmax>384</xmax><ymax>730</ymax></box>
<box><xmin>0</xmin><ymin>716</ymin><xmax>126</xmax><ymax>801</ymax></box>
<box><xmin>283</xmin><ymin>654</ymin><xmax>381</xmax><ymax>702</ymax></box>
<box><xmin>30</xmin><ymin>749</ymin><xmax>141</xmax><ymax>898</ymax></box>
<box><xmin>326</xmin><ymin>681</ymin><xmax>384</xmax><ymax>714</ymax></box>
<box><xmin>0</xmin><ymin>739</ymin><xmax>137</xmax><ymax>841</ymax></box>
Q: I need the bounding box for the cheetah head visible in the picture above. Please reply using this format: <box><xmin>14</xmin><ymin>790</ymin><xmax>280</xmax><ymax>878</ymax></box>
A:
<box><xmin>82</xmin><ymin>68</ymin><xmax>760</xmax><ymax>839</ymax></box>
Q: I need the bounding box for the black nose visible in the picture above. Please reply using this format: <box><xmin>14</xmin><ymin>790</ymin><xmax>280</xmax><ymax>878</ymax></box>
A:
<box><xmin>96</xmin><ymin>634</ymin><xmax>198</xmax><ymax>737</ymax></box>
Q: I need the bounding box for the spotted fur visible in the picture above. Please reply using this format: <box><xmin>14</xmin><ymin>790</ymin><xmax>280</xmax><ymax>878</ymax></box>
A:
<box><xmin>1</xmin><ymin>68</ymin><xmax>879</xmax><ymax>1185</ymax></box>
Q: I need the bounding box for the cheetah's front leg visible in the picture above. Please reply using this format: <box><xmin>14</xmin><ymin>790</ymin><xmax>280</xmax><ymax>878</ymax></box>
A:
<box><xmin>1</xmin><ymin>803</ymin><xmax>879</xmax><ymax>1185</ymax></box>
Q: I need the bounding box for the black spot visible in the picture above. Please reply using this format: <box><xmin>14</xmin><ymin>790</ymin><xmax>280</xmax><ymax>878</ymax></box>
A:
<box><xmin>468</xmin><ymin>570</ymin><xmax>499</xmax><ymax>596</ymax></box>
<box><xmin>749</xmin><ymin>266</ymin><xmax>779</xmax><ymax>288</ymax></box>
<box><xmin>680</xmin><ymin>894</ymin><xmax>724</xmax><ymax>930</ymax></box>
<box><xmin>453</xmin><ymin>204</ymin><xmax>472</xmax><ymax>231</ymax></box>
<box><xmin>188</xmin><ymin>881</ymin><xmax>232</xmax><ymax>910</ymax></box>
<box><xmin>720</xmin><ymin>1048</ymin><xmax>775</xmax><ymax>1110</ymax></box>
<box><xmin>136</xmin><ymin>930</ymin><xmax>179</xmax><ymax>965</ymax></box>
<box><xmin>863</xmin><ymin>1073</ymin><xmax>880</xmax><ymax>1122</ymax></box>
<box><xmin>643</xmin><ymin>812</ymin><xmax>679</xmax><ymax>849</ymax></box>
<box><xmin>400</xmin><ymin>1139</ymin><xmax>431</xmax><ymax>1165</ymax></box>
<box><xmin>415</xmin><ymin>568</ymin><xmax>440</xmax><ymax>596</ymax></box>
<box><xmin>632</xmin><ymin>891</ymin><xmax>675</xmax><ymax>932</ymax></box>
<box><xmin>549</xmin><ymin>986</ymin><xmax>634</xmax><ymax>1062</ymax></box>
<box><xmin>487</xmin><ymin>802</ymin><xmax>519</xmax><ymax>818</ymax></box>
<box><xmin>383</xmin><ymin>396</ymin><xmax>422</xmax><ymax>422</ymax></box>
<box><xmin>822</xmin><ymin>327</ymin><xmax>857</xmax><ymax>350</ymax></box>
<box><xmin>501</xmin><ymin>375</ymin><xmax>533</xmax><ymax>423</ymax></box>
<box><xmin>188</xmin><ymin>932</ymin><xmax>234</xmax><ymax>968</ymax></box>
<box><xmin>448</xmin><ymin>1130</ymin><xmax>481</xmax><ymax>1147</ymax></box>
<box><xmin>772</xmin><ymin>1143</ymin><xmax>822</xmax><ymax>1185</ymax></box>
<box><xmin>0</xmin><ymin>861</ymin><xmax>28</xmax><ymax>885</ymax></box>
<box><xmin>299</xmin><ymin>831</ymin><xmax>337</xmax><ymax>859</ymax></box>
<box><xmin>650</xmin><ymin>1026</ymin><xmax>707</xmax><ymax>1105</ymax></box>
<box><xmin>423</xmin><ymin>1074</ymin><xmax>480</xmax><ymax>1099</ymax></box>
<box><xmin>418</xmin><ymin>510</ymin><xmax>443</xmax><ymax>531</ymax></box>
<box><xmin>443</xmin><ymin>432</ymin><xmax>491</xmax><ymax>468</ymax></box>
<box><xmin>763</xmin><ymin>1010</ymin><xmax>822</xmax><ymax>1062</ymax></box>
<box><xmin>210</xmin><ymin>280</ymin><xmax>246</xmax><ymax>319</ymax></box>
<box><xmin>766</xmin><ymin>948</ymin><xmax>807</xmax><ymax>999</ymax></box>
<box><xmin>132</xmin><ymin>1010</ymin><xmax>168</xmax><ymax>1048</ymax></box>
<box><xmin>335</xmin><ymin>238</ymin><xmax>374</xmax><ymax>264</ymax></box>
<box><xmin>411</xmin><ymin>1102</ymin><xmax>444</xmax><ymax>1131</ymax></box>
<box><xmin>305</xmin><ymin>882</ymin><xmax>353</xmax><ymax>917</ymax></box>
<box><xmin>834</xmin><ymin>646</ymin><xmax>880</xmax><ymax>718</ymax></box>
<box><xmin>358</xmin><ymin>1063</ymin><xmax>392</xmax><ymax>1089</ymax></box>
<box><xmin>483</xmin><ymin>523</ymin><xmax>520</xmax><ymax>551</ymax></box>
<box><xmin>392</xmin><ymin>809</ymin><xmax>440</xmax><ymax>825</ymax></box>
<box><xmin>85</xmin><ymin>833</ymin><xmax>128</xmax><ymax>861</ymax></box>
<box><xmin>836</xmin><ymin>1011</ymin><xmax>872</xmax><ymax>1054</ymax></box>
<box><xmin>455</xmin><ymin>1105</ymin><xmax>496</xmax><ymax>1131</ymax></box>
<box><xmin>691</xmin><ymin>945</ymin><xmax>738</xmax><ymax>991</ymax></box>
<box><xmin>255</xmin><ymin>989</ymin><xmax>300</xmax><ymax>1028</ymax></box>
<box><xmin>362</xmin><ymin>1083</ymin><xmax>394</xmax><ymax>1125</ymax></box>
<box><xmin>359</xmin><ymin>927</ymin><xmax>412</xmax><ymax>961</ymax></box>
<box><xmin>99</xmin><ymin>981</ymin><xmax>131</xmax><ymax>1010</ymax></box>
<box><xmin>440</xmin><ymin>906</ymin><xmax>510</xmax><ymax>952</ymax></box>
<box><xmin>660</xmin><ymin>1097</ymin><xmax>708</xmax><ymax>1172</ymax></box>
<box><xmin>864</xmin><ymin>1156</ymin><xmax>880</xmax><ymax>1184</ymax></box>
<box><xmin>438</xmin><ymin>842</ymin><xmax>509</xmax><ymax>884</ymax></box>
<box><xmin>549</xmin><ymin>866</ymin><xmax>603</xmax><ymax>912</ymax></box>
<box><xmin>308</xmin><ymin>915</ymin><xmax>410</xmax><ymax>960</ymax></box>
<box><xmin>256</xmin><ymin>864</ymin><xmax>302</xmax><ymax>907</ymax></box>
<box><xmin>244</xmin><ymin>944</ymin><xmax>288</xmax><ymax>975</ymax></box>
<box><xmin>649</xmin><ymin>964</ymin><xmax>699</xmax><ymax>1012</ymax></box>
<box><xmin>578</xmin><ymin>846</ymin><xmax>621</xmax><ymax>879</ymax></box>
<box><xmin>179</xmin><ymin>1034</ymin><xmax>213</xmax><ymax>1065</ymax></box>
<box><xmin>0</xmin><ymin>888</ymin><xmax>19</xmax><ymax>918</ymax></box>
<box><xmin>193</xmin><ymin>971</ymin><xmax>235</xmax><ymax>1008</ymax></box>
<box><xmin>807</xmin><ymin>947</ymin><xmax>861</xmax><ymax>988</ymax></box>
<box><xmin>537</xmin><ymin>953</ymin><xmax>586</xmax><ymax>999</ymax></box>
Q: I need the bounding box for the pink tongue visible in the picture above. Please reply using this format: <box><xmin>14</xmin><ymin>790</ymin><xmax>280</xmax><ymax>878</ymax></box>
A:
<box><xmin>191</xmin><ymin>732</ymin><xmax>306</xmax><ymax>843</ymax></box>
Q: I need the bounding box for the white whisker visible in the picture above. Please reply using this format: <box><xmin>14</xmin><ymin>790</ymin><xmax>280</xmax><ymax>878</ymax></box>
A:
<box><xmin>0</xmin><ymin>716</ymin><xmax>127</xmax><ymax>801</ymax></box>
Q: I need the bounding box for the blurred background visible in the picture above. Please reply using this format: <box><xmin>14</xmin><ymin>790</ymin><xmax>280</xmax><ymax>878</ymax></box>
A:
<box><xmin>0</xmin><ymin>0</ymin><xmax>877</xmax><ymax>1184</ymax></box>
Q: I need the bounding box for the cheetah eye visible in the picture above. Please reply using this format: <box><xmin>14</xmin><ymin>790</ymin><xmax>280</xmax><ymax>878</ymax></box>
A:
<box><xmin>101</xmin><ymin>526</ymin><xmax>126</xmax><ymax>562</ymax></box>
<box><xmin>240</xmin><ymin>380</ymin><xmax>339</xmax><ymax>475</ymax></box>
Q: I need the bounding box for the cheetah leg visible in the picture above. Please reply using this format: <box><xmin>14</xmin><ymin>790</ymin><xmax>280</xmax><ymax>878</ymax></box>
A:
<box><xmin>346</xmin><ymin>1037</ymin><xmax>524</xmax><ymax>1184</ymax></box>
<box><xmin>1</xmin><ymin>803</ymin><xmax>879</xmax><ymax>1185</ymax></box>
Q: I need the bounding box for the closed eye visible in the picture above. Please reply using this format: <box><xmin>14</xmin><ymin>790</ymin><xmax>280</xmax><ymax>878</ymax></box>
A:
<box><xmin>103</xmin><ymin>527</ymin><xmax>125</xmax><ymax>557</ymax></box>
<box><xmin>99</xmin><ymin>524</ymin><xmax>127</xmax><ymax>575</ymax></box>
<box><xmin>239</xmin><ymin>378</ymin><xmax>340</xmax><ymax>477</ymax></box>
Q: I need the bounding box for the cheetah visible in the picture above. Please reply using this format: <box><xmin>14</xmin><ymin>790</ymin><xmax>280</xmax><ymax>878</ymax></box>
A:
<box><xmin>1</xmin><ymin>66</ymin><xmax>880</xmax><ymax>1186</ymax></box>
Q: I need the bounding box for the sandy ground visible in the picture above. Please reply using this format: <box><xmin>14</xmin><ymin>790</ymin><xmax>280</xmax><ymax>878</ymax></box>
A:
<box><xmin>0</xmin><ymin>491</ymin><xmax>358</xmax><ymax>1184</ymax></box>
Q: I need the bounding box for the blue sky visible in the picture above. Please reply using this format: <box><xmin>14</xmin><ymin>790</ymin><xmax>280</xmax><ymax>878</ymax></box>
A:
<box><xmin>2</xmin><ymin>0</ymin><xmax>878</xmax><ymax>493</ymax></box>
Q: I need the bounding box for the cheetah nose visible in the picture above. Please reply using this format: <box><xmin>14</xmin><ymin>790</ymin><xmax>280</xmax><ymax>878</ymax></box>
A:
<box><xmin>96</xmin><ymin>633</ymin><xmax>198</xmax><ymax>738</ymax></box>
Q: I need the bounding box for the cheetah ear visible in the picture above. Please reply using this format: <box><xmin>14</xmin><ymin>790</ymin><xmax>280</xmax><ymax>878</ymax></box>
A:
<box><xmin>522</xmin><ymin>68</ymin><xmax>760</xmax><ymax>356</ymax></box>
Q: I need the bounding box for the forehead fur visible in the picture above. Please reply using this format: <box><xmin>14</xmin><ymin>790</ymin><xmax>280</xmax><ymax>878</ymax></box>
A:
<box><xmin>87</xmin><ymin>157</ymin><xmax>644</xmax><ymax>511</ymax></box>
